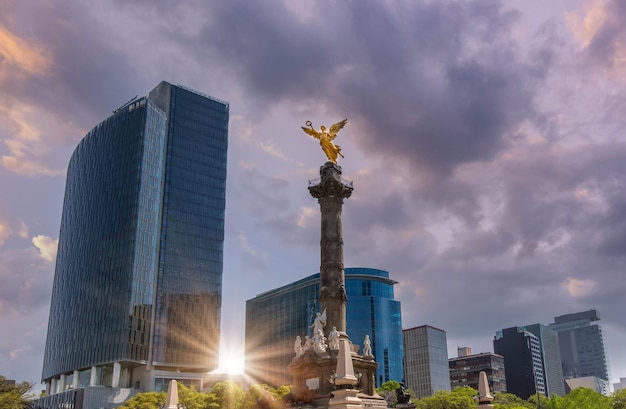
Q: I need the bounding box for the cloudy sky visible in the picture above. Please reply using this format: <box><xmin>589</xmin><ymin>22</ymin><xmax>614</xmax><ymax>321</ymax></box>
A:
<box><xmin>1</xmin><ymin>0</ymin><xmax>625</xmax><ymax>388</ymax></box>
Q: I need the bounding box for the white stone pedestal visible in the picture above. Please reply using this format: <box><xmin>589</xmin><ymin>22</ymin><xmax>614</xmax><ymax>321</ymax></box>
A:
<box><xmin>328</xmin><ymin>388</ymin><xmax>362</xmax><ymax>409</ymax></box>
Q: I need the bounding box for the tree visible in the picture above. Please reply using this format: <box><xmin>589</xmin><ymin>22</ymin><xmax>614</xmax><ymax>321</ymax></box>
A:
<box><xmin>377</xmin><ymin>380</ymin><xmax>402</xmax><ymax>393</ymax></box>
<box><xmin>526</xmin><ymin>393</ymin><xmax>550</xmax><ymax>409</ymax></box>
<box><xmin>241</xmin><ymin>384</ymin><xmax>289</xmax><ymax>409</ymax></box>
<box><xmin>211</xmin><ymin>380</ymin><xmax>245</xmax><ymax>409</ymax></box>
<box><xmin>546</xmin><ymin>387</ymin><xmax>611</xmax><ymax>409</ymax></box>
<box><xmin>493</xmin><ymin>391</ymin><xmax>533</xmax><ymax>409</ymax></box>
<box><xmin>413</xmin><ymin>387</ymin><xmax>476</xmax><ymax>409</ymax></box>
<box><xmin>613</xmin><ymin>388</ymin><xmax>626</xmax><ymax>409</ymax></box>
<box><xmin>376</xmin><ymin>380</ymin><xmax>402</xmax><ymax>407</ymax></box>
<box><xmin>177</xmin><ymin>382</ymin><xmax>219</xmax><ymax>409</ymax></box>
<box><xmin>0</xmin><ymin>375</ymin><xmax>35</xmax><ymax>409</ymax></box>
<box><xmin>272</xmin><ymin>384</ymin><xmax>291</xmax><ymax>400</ymax></box>
<box><xmin>117</xmin><ymin>391</ymin><xmax>165</xmax><ymax>409</ymax></box>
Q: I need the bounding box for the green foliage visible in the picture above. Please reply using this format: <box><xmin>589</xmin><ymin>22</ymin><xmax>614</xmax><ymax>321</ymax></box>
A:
<box><xmin>493</xmin><ymin>391</ymin><xmax>533</xmax><ymax>409</ymax></box>
<box><xmin>547</xmin><ymin>387</ymin><xmax>611</xmax><ymax>409</ymax></box>
<box><xmin>178</xmin><ymin>382</ymin><xmax>219</xmax><ymax>409</ymax></box>
<box><xmin>414</xmin><ymin>387</ymin><xmax>476</xmax><ymax>409</ymax></box>
<box><xmin>376</xmin><ymin>380</ymin><xmax>418</xmax><ymax>407</ymax></box>
<box><xmin>211</xmin><ymin>380</ymin><xmax>245</xmax><ymax>409</ymax></box>
<box><xmin>241</xmin><ymin>384</ymin><xmax>288</xmax><ymax>409</ymax></box>
<box><xmin>377</xmin><ymin>380</ymin><xmax>401</xmax><ymax>393</ymax></box>
<box><xmin>117</xmin><ymin>391</ymin><xmax>165</xmax><ymax>409</ymax></box>
<box><xmin>376</xmin><ymin>380</ymin><xmax>401</xmax><ymax>407</ymax></box>
<box><xmin>272</xmin><ymin>384</ymin><xmax>291</xmax><ymax>400</ymax></box>
<box><xmin>613</xmin><ymin>388</ymin><xmax>626</xmax><ymax>409</ymax></box>
<box><xmin>450</xmin><ymin>387</ymin><xmax>479</xmax><ymax>400</ymax></box>
<box><xmin>117</xmin><ymin>382</ymin><xmax>290</xmax><ymax>409</ymax></box>
<box><xmin>526</xmin><ymin>393</ymin><xmax>549</xmax><ymax>409</ymax></box>
<box><xmin>0</xmin><ymin>376</ymin><xmax>35</xmax><ymax>409</ymax></box>
<box><xmin>46</xmin><ymin>377</ymin><xmax>626</xmax><ymax>409</ymax></box>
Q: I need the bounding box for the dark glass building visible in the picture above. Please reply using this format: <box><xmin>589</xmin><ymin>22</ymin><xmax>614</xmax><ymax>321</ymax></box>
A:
<box><xmin>493</xmin><ymin>327</ymin><xmax>546</xmax><ymax>399</ymax></box>
<box><xmin>41</xmin><ymin>82</ymin><xmax>228</xmax><ymax>394</ymax></box>
<box><xmin>244</xmin><ymin>267</ymin><xmax>404</xmax><ymax>387</ymax></box>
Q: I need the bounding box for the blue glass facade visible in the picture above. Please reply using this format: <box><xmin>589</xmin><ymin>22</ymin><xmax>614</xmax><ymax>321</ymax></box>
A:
<box><xmin>42</xmin><ymin>82</ymin><xmax>228</xmax><ymax>388</ymax></box>
<box><xmin>245</xmin><ymin>267</ymin><xmax>403</xmax><ymax>387</ymax></box>
<box><xmin>346</xmin><ymin>268</ymin><xmax>403</xmax><ymax>387</ymax></box>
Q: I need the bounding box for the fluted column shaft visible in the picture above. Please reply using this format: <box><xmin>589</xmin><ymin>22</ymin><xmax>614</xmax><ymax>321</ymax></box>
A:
<box><xmin>309</xmin><ymin>162</ymin><xmax>352</xmax><ymax>335</ymax></box>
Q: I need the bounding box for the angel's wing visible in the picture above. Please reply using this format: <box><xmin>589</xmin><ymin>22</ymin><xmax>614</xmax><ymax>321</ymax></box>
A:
<box><xmin>302</xmin><ymin>126</ymin><xmax>321</xmax><ymax>140</ymax></box>
<box><xmin>328</xmin><ymin>119</ymin><xmax>348</xmax><ymax>140</ymax></box>
<box><xmin>320</xmin><ymin>308</ymin><xmax>327</xmax><ymax>322</ymax></box>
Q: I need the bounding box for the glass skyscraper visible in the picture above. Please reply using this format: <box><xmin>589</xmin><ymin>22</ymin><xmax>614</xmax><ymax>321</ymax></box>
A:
<box><xmin>244</xmin><ymin>267</ymin><xmax>404</xmax><ymax>388</ymax></box>
<box><xmin>41</xmin><ymin>81</ymin><xmax>228</xmax><ymax>394</ymax></box>
<box><xmin>524</xmin><ymin>323</ymin><xmax>565</xmax><ymax>397</ymax></box>
<box><xmin>493</xmin><ymin>326</ymin><xmax>546</xmax><ymax>399</ymax></box>
<box><xmin>403</xmin><ymin>325</ymin><xmax>451</xmax><ymax>399</ymax></box>
<box><xmin>549</xmin><ymin>309</ymin><xmax>610</xmax><ymax>381</ymax></box>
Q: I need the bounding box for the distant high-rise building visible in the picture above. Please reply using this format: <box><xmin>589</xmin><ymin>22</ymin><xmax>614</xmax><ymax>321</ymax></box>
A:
<box><xmin>494</xmin><ymin>327</ymin><xmax>546</xmax><ymax>399</ymax></box>
<box><xmin>41</xmin><ymin>82</ymin><xmax>228</xmax><ymax>396</ymax></box>
<box><xmin>403</xmin><ymin>325</ymin><xmax>451</xmax><ymax>399</ymax></box>
<box><xmin>244</xmin><ymin>267</ymin><xmax>404</xmax><ymax>387</ymax></box>
<box><xmin>614</xmin><ymin>377</ymin><xmax>626</xmax><ymax>392</ymax></box>
<box><xmin>549</xmin><ymin>310</ymin><xmax>610</xmax><ymax>381</ymax></box>
<box><xmin>523</xmin><ymin>323</ymin><xmax>565</xmax><ymax>397</ymax></box>
<box><xmin>457</xmin><ymin>347</ymin><xmax>472</xmax><ymax>358</ymax></box>
<box><xmin>449</xmin><ymin>352</ymin><xmax>506</xmax><ymax>394</ymax></box>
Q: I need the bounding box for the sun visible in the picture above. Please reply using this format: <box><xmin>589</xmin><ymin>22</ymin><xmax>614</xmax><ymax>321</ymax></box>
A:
<box><xmin>216</xmin><ymin>345</ymin><xmax>245</xmax><ymax>375</ymax></box>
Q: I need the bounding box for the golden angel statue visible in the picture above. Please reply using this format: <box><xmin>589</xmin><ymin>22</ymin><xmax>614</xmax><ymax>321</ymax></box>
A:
<box><xmin>301</xmin><ymin>119</ymin><xmax>348</xmax><ymax>164</ymax></box>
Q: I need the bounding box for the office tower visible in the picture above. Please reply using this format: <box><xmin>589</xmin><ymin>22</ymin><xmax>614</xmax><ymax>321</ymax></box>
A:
<box><xmin>244</xmin><ymin>267</ymin><xmax>403</xmax><ymax>387</ymax></box>
<box><xmin>523</xmin><ymin>323</ymin><xmax>565</xmax><ymax>397</ymax></box>
<box><xmin>449</xmin><ymin>352</ymin><xmax>506</xmax><ymax>394</ymax></box>
<box><xmin>41</xmin><ymin>82</ymin><xmax>228</xmax><ymax>395</ymax></box>
<box><xmin>403</xmin><ymin>325</ymin><xmax>451</xmax><ymax>399</ymax></box>
<box><xmin>457</xmin><ymin>347</ymin><xmax>472</xmax><ymax>358</ymax></box>
<box><xmin>493</xmin><ymin>327</ymin><xmax>546</xmax><ymax>399</ymax></box>
<box><xmin>549</xmin><ymin>309</ymin><xmax>610</xmax><ymax>381</ymax></box>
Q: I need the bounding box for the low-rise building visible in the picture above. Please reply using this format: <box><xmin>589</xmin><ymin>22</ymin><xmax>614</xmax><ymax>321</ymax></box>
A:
<box><xmin>449</xmin><ymin>351</ymin><xmax>506</xmax><ymax>393</ymax></box>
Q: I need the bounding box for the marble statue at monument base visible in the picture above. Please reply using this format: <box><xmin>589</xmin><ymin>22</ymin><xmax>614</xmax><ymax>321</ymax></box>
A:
<box><xmin>287</xmin><ymin>343</ymin><xmax>387</xmax><ymax>409</ymax></box>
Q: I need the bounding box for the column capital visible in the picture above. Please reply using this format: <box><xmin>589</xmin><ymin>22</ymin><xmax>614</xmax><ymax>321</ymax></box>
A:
<box><xmin>308</xmin><ymin>162</ymin><xmax>353</xmax><ymax>200</ymax></box>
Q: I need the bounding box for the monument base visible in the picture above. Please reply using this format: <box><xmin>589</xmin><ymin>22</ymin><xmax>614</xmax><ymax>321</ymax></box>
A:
<box><xmin>329</xmin><ymin>388</ymin><xmax>362</xmax><ymax>409</ymax></box>
<box><xmin>288</xmin><ymin>349</ymin><xmax>386</xmax><ymax>409</ymax></box>
<box><xmin>362</xmin><ymin>396</ymin><xmax>392</xmax><ymax>409</ymax></box>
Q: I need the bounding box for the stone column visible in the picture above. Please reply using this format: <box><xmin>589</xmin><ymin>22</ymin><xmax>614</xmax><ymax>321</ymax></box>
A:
<box><xmin>112</xmin><ymin>362</ymin><xmax>121</xmax><ymax>388</ymax></box>
<box><xmin>73</xmin><ymin>370</ymin><xmax>79</xmax><ymax>389</ymax></box>
<box><xmin>59</xmin><ymin>374</ymin><xmax>66</xmax><ymax>392</ymax></box>
<box><xmin>309</xmin><ymin>162</ymin><xmax>353</xmax><ymax>335</ymax></box>
<box><xmin>90</xmin><ymin>366</ymin><xmax>98</xmax><ymax>386</ymax></box>
<box><xmin>50</xmin><ymin>378</ymin><xmax>57</xmax><ymax>395</ymax></box>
